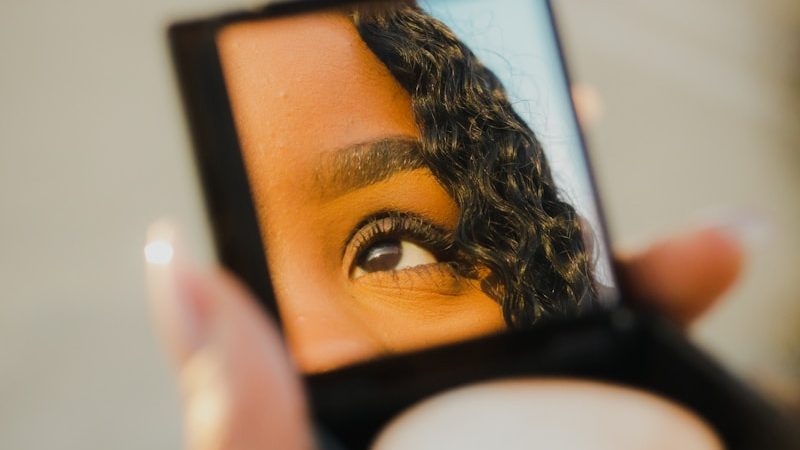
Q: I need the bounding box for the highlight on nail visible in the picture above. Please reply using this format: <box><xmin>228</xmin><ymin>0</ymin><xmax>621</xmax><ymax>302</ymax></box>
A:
<box><xmin>145</xmin><ymin>239</ymin><xmax>175</xmax><ymax>265</ymax></box>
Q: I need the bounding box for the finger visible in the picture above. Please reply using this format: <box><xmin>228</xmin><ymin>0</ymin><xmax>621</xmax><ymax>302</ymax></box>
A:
<box><xmin>145</xmin><ymin>220</ymin><xmax>312</xmax><ymax>450</ymax></box>
<box><xmin>616</xmin><ymin>226</ymin><xmax>745</xmax><ymax>326</ymax></box>
<box><xmin>571</xmin><ymin>83</ymin><xmax>604</xmax><ymax>128</ymax></box>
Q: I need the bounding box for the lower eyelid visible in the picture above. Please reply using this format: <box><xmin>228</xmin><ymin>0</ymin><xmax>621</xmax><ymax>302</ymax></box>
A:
<box><xmin>352</xmin><ymin>262</ymin><xmax>467</xmax><ymax>295</ymax></box>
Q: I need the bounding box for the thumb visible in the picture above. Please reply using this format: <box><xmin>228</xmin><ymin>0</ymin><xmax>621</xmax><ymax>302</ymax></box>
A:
<box><xmin>145</xmin><ymin>220</ymin><xmax>312</xmax><ymax>450</ymax></box>
<box><xmin>616</xmin><ymin>225</ymin><xmax>745</xmax><ymax>326</ymax></box>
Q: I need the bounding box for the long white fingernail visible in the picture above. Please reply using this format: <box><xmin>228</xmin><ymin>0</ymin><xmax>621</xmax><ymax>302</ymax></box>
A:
<box><xmin>145</xmin><ymin>219</ymin><xmax>208</xmax><ymax>365</ymax></box>
<box><xmin>695</xmin><ymin>207</ymin><xmax>775</xmax><ymax>253</ymax></box>
<box><xmin>145</xmin><ymin>239</ymin><xmax>175</xmax><ymax>265</ymax></box>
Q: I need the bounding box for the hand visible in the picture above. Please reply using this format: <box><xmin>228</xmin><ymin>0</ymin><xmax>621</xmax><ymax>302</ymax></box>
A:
<box><xmin>145</xmin><ymin>221</ymin><xmax>743</xmax><ymax>449</ymax></box>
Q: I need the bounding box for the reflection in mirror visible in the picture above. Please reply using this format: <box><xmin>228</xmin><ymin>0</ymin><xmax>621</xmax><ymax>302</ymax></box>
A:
<box><xmin>216</xmin><ymin>0</ymin><xmax>617</xmax><ymax>373</ymax></box>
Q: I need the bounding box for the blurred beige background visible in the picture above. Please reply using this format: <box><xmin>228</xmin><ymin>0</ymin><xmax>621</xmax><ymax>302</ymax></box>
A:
<box><xmin>1</xmin><ymin>0</ymin><xmax>798</xmax><ymax>448</ymax></box>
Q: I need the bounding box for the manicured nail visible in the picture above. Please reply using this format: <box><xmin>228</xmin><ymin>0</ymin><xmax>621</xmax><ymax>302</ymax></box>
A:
<box><xmin>145</xmin><ymin>219</ymin><xmax>209</xmax><ymax>365</ymax></box>
<box><xmin>695</xmin><ymin>207</ymin><xmax>775</xmax><ymax>253</ymax></box>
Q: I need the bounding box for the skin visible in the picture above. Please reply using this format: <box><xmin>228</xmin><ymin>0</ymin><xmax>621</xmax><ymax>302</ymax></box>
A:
<box><xmin>217</xmin><ymin>13</ymin><xmax>506</xmax><ymax>373</ymax></box>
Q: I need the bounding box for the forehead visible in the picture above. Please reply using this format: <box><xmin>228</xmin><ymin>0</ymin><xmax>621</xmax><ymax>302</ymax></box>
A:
<box><xmin>216</xmin><ymin>12</ymin><xmax>419</xmax><ymax>179</ymax></box>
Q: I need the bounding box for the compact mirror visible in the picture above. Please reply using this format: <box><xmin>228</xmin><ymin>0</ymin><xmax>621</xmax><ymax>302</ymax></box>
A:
<box><xmin>194</xmin><ymin>0</ymin><xmax>618</xmax><ymax>373</ymax></box>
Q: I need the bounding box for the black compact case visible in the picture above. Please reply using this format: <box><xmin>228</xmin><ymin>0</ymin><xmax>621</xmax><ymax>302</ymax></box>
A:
<box><xmin>309</xmin><ymin>310</ymin><xmax>799</xmax><ymax>448</ymax></box>
<box><xmin>168</xmin><ymin>1</ymin><xmax>799</xmax><ymax>448</ymax></box>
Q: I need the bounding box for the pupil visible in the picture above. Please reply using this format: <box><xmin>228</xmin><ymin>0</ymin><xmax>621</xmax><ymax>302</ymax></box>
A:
<box><xmin>360</xmin><ymin>240</ymin><xmax>402</xmax><ymax>273</ymax></box>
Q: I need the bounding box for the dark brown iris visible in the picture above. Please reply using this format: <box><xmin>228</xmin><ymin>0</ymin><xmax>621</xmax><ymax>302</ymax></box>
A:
<box><xmin>358</xmin><ymin>239</ymin><xmax>402</xmax><ymax>273</ymax></box>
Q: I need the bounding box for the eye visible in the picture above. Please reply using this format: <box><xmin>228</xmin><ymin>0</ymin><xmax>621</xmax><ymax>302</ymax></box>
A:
<box><xmin>352</xmin><ymin>238</ymin><xmax>438</xmax><ymax>279</ymax></box>
<box><xmin>343</xmin><ymin>212</ymin><xmax>461</xmax><ymax>281</ymax></box>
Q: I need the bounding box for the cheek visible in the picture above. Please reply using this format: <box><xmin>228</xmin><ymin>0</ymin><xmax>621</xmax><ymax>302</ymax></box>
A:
<box><xmin>270</xmin><ymin>247</ymin><xmax>506</xmax><ymax>371</ymax></box>
<box><xmin>267</xmin><ymin>260</ymin><xmax>388</xmax><ymax>373</ymax></box>
<box><xmin>348</xmin><ymin>284</ymin><xmax>507</xmax><ymax>352</ymax></box>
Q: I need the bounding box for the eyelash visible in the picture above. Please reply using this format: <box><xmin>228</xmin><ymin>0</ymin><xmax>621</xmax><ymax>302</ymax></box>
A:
<box><xmin>344</xmin><ymin>211</ymin><xmax>459</xmax><ymax>276</ymax></box>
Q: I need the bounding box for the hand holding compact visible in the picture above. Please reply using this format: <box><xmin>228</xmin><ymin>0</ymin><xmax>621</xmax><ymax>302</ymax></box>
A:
<box><xmin>145</xmin><ymin>221</ymin><xmax>741</xmax><ymax>449</ymax></box>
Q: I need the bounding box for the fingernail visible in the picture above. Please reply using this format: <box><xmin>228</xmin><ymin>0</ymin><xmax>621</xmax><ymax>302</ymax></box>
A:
<box><xmin>145</xmin><ymin>219</ymin><xmax>210</xmax><ymax>365</ymax></box>
<box><xmin>695</xmin><ymin>207</ymin><xmax>776</xmax><ymax>253</ymax></box>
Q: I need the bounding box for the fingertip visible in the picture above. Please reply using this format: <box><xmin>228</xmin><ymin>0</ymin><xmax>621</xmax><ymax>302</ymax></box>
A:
<box><xmin>621</xmin><ymin>226</ymin><xmax>745</xmax><ymax>325</ymax></box>
<box><xmin>571</xmin><ymin>83</ymin><xmax>604</xmax><ymax>127</ymax></box>
<box><xmin>673</xmin><ymin>227</ymin><xmax>744</xmax><ymax>315</ymax></box>
<box><xmin>692</xmin><ymin>226</ymin><xmax>746</xmax><ymax>278</ymax></box>
<box><xmin>182</xmin><ymin>269</ymin><xmax>311</xmax><ymax>449</ymax></box>
<box><xmin>144</xmin><ymin>221</ymin><xmax>311</xmax><ymax>449</ymax></box>
<box><xmin>144</xmin><ymin>219</ymin><xmax>212</xmax><ymax>366</ymax></box>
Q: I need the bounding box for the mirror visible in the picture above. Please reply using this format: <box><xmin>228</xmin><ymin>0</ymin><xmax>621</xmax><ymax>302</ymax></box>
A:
<box><xmin>214</xmin><ymin>0</ymin><xmax>618</xmax><ymax>373</ymax></box>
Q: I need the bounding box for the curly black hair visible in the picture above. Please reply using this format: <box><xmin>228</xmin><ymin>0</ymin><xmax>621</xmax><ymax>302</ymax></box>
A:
<box><xmin>350</xmin><ymin>2</ymin><xmax>597</xmax><ymax>327</ymax></box>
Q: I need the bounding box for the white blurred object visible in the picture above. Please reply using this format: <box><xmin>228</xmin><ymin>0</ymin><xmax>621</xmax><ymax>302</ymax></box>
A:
<box><xmin>373</xmin><ymin>379</ymin><xmax>722</xmax><ymax>450</ymax></box>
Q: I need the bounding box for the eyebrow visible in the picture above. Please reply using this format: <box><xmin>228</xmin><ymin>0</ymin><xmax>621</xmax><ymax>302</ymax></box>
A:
<box><xmin>314</xmin><ymin>137</ymin><xmax>427</xmax><ymax>199</ymax></box>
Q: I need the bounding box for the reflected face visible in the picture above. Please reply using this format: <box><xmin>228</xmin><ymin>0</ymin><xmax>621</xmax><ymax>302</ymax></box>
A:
<box><xmin>218</xmin><ymin>13</ymin><xmax>505</xmax><ymax>373</ymax></box>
